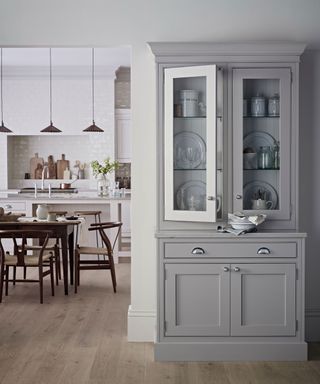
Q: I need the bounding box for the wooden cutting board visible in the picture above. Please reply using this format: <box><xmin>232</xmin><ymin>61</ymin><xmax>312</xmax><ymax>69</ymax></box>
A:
<box><xmin>56</xmin><ymin>154</ymin><xmax>69</xmax><ymax>179</ymax></box>
<box><xmin>30</xmin><ymin>153</ymin><xmax>44</xmax><ymax>179</ymax></box>
<box><xmin>47</xmin><ymin>155</ymin><xmax>57</xmax><ymax>179</ymax></box>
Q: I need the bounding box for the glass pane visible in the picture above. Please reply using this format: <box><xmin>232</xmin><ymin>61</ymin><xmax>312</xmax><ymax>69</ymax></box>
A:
<box><xmin>173</xmin><ymin>76</ymin><xmax>207</xmax><ymax>212</ymax></box>
<box><xmin>242</xmin><ymin>78</ymin><xmax>280</xmax><ymax>211</ymax></box>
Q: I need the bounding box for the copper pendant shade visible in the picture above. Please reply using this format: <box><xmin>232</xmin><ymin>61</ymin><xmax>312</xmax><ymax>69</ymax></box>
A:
<box><xmin>83</xmin><ymin>48</ymin><xmax>104</xmax><ymax>132</ymax></box>
<box><xmin>0</xmin><ymin>48</ymin><xmax>12</xmax><ymax>133</ymax></box>
<box><xmin>41</xmin><ymin>48</ymin><xmax>61</xmax><ymax>133</ymax></box>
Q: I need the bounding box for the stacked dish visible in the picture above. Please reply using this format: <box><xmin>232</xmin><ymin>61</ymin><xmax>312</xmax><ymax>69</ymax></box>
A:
<box><xmin>228</xmin><ymin>212</ymin><xmax>266</xmax><ymax>231</ymax></box>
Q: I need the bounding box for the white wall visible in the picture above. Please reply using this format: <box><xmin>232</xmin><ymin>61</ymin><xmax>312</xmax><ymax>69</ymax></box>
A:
<box><xmin>1</xmin><ymin>0</ymin><xmax>320</xmax><ymax>341</ymax></box>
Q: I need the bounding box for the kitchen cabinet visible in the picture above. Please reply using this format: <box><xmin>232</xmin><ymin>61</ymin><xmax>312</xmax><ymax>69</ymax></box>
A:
<box><xmin>164</xmin><ymin>262</ymin><xmax>296</xmax><ymax>338</ymax></box>
<box><xmin>164</xmin><ymin>65</ymin><xmax>222</xmax><ymax>223</ymax></box>
<box><xmin>150</xmin><ymin>42</ymin><xmax>307</xmax><ymax>361</ymax></box>
<box><xmin>157</xmin><ymin>235</ymin><xmax>306</xmax><ymax>361</ymax></box>
<box><xmin>115</xmin><ymin>109</ymin><xmax>131</xmax><ymax>163</ymax></box>
<box><xmin>232</xmin><ymin>68</ymin><xmax>292</xmax><ymax>226</ymax></box>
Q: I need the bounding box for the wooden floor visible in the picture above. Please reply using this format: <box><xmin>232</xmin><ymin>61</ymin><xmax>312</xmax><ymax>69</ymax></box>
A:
<box><xmin>1</xmin><ymin>264</ymin><xmax>320</xmax><ymax>384</ymax></box>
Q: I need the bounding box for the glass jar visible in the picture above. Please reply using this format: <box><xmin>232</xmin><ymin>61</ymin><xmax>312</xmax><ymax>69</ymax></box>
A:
<box><xmin>97</xmin><ymin>174</ymin><xmax>110</xmax><ymax>196</ymax></box>
<box><xmin>251</xmin><ymin>95</ymin><xmax>266</xmax><ymax>116</ymax></box>
<box><xmin>272</xmin><ymin>144</ymin><xmax>280</xmax><ymax>169</ymax></box>
<box><xmin>268</xmin><ymin>93</ymin><xmax>280</xmax><ymax>116</ymax></box>
<box><xmin>258</xmin><ymin>146</ymin><xmax>273</xmax><ymax>169</ymax></box>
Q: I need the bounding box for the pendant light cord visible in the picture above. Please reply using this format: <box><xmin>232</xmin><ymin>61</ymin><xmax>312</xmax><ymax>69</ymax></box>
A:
<box><xmin>49</xmin><ymin>48</ymin><xmax>52</xmax><ymax>124</ymax></box>
<box><xmin>92</xmin><ymin>47</ymin><xmax>95</xmax><ymax>123</ymax></box>
<box><xmin>1</xmin><ymin>48</ymin><xmax>4</xmax><ymax>123</ymax></box>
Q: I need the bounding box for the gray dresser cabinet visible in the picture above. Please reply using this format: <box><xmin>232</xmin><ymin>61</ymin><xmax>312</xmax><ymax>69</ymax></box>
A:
<box><xmin>149</xmin><ymin>43</ymin><xmax>307</xmax><ymax>361</ymax></box>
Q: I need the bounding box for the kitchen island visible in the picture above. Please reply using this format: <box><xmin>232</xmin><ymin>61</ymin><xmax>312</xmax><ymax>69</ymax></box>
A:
<box><xmin>0</xmin><ymin>191</ymin><xmax>131</xmax><ymax>262</ymax></box>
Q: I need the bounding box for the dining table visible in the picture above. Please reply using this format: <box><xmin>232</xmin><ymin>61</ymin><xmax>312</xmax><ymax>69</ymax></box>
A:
<box><xmin>0</xmin><ymin>218</ymin><xmax>81</xmax><ymax>295</ymax></box>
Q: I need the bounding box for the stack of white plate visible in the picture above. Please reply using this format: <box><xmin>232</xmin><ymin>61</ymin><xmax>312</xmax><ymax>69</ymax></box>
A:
<box><xmin>228</xmin><ymin>214</ymin><xmax>256</xmax><ymax>231</ymax></box>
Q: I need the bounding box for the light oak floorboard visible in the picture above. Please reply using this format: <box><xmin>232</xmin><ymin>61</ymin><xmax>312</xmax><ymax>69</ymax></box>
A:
<box><xmin>0</xmin><ymin>264</ymin><xmax>320</xmax><ymax>384</ymax></box>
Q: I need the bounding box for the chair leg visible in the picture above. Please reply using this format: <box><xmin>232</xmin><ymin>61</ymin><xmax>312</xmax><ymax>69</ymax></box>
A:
<box><xmin>5</xmin><ymin>266</ymin><xmax>9</xmax><ymax>296</ymax></box>
<box><xmin>54</xmin><ymin>246</ymin><xmax>59</xmax><ymax>286</ymax></box>
<box><xmin>39</xmin><ymin>266</ymin><xmax>43</xmax><ymax>304</ymax></box>
<box><xmin>55</xmin><ymin>243</ymin><xmax>61</xmax><ymax>280</ymax></box>
<box><xmin>23</xmin><ymin>266</ymin><xmax>27</xmax><ymax>280</ymax></box>
<box><xmin>74</xmin><ymin>249</ymin><xmax>79</xmax><ymax>293</ymax></box>
<box><xmin>109</xmin><ymin>255</ymin><xmax>117</xmax><ymax>293</ymax></box>
<box><xmin>13</xmin><ymin>266</ymin><xmax>16</xmax><ymax>285</ymax></box>
<box><xmin>50</xmin><ymin>258</ymin><xmax>55</xmax><ymax>297</ymax></box>
<box><xmin>0</xmin><ymin>266</ymin><xmax>5</xmax><ymax>303</ymax></box>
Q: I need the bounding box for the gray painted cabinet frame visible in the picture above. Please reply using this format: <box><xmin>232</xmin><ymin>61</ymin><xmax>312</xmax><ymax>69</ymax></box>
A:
<box><xmin>149</xmin><ymin>43</ymin><xmax>307</xmax><ymax>361</ymax></box>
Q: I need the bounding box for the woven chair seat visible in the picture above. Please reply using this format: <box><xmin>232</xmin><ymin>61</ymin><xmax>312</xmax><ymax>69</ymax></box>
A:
<box><xmin>78</xmin><ymin>246</ymin><xmax>109</xmax><ymax>255</ymax></box>
<box><xmin>5</xmin><ymin>253</ymin><xmax>53</xmax><ymax>266</ymax></box>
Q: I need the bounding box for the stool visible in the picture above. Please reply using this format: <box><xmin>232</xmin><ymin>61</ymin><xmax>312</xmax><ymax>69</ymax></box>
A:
<box><xmin>74</xmin><ymin>210</ymin><xmax>102</xmax><ymax>259</ymax></box>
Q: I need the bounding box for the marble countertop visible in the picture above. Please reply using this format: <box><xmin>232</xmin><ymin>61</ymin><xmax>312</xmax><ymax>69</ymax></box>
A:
<box><xmin>0</xmin><ymin>190</ymin><xmax>131</xmax><ymax>202</ymax></box>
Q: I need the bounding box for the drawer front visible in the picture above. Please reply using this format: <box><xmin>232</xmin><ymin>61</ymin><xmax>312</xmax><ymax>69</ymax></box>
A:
<box><xmin>164</xmin><ymin>241</ymin><xmax>297</xmax><ymax>259</ymax></box>
<box><xmin>0</xmin><ymin>201</ymin><xmax>26</xmax><ymax>212</ymax></box>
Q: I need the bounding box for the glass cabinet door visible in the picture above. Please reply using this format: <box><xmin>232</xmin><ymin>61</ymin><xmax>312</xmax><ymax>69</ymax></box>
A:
<box><xmin>164</xmin><ymin>65</ymin><xmax>219</xmax><ymax>222</ymax></box>
<box><xmin>233</xmin><ymin>68</ymin><xmax>291</xmax><ymax>220</ymax></box>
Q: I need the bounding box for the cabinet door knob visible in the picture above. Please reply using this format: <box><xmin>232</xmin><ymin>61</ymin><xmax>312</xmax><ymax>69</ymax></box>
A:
<box><xmin>257</xmin><ymin>247</ymin><xmax>271</xmax><ymax>255</ymax></box>
<box><xmin>223</xmin><ymin>267</ymin><xmax>229</xmax><ymax>272</ymax></box>
<box><xmin>236</xmin><ymin>194</ymin><xmax>242</xmax><ymax>200</ymax></box>
<box><xmin>233</xmin><ymin>267</ymin><xmax>240</xmax><ymax>272</ymax></box>
<box><xmin>191</xmin><ymin>247</ymin><xmax>205</xmax><ymax>255</ymax></box>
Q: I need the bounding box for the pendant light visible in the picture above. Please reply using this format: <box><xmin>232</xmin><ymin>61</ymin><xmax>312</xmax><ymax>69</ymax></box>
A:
<box><xmin>83</xmin><ymin>48</ymin><xmax>104</xmax><ymax>132</ymax></box>
<box><xmin>0</xmin><ymin>48</ymin><xmax>12</xmax><ymax>133</ymax></box>
<box><xmin>41</xmin><ymin>48</ymin><xmax>61</xmax><ymax>133</ymax></box>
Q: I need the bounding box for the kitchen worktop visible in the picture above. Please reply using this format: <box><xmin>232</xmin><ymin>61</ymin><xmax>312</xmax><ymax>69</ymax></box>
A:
<box><xmin>0</xmin><ymin>190</ymin><xmax>131</xmax><ymax>202</ymax></box>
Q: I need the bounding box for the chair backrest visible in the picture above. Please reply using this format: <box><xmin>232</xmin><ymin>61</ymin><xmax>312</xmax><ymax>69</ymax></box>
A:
<box><xmin>88</xmin><ymin>222</ymin><xmax>122</xmax><ymax>255</ymax></box>
<box><xmin>0</xmin><ymin>230</ymin><xmax>52</xmax><ymax>266</ymax></box>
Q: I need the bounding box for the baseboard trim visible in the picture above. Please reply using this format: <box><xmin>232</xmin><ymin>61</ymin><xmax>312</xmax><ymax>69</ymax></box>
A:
<box><xmin>306</xmin><ymin>307</ymin><xmax>320</xmax><ymax>341</ymax></box>
<box><xmin>155</xmin><ymin>342</ymin><xmax>308</xmax><ymax>361</ymax></box>
<box><xmin>127</xmin><ymin>305</ymin><xmax>156</xmax><ymax>342</ymax></box>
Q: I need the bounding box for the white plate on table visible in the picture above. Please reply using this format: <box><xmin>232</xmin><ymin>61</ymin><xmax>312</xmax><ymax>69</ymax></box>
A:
<box><xmin>174</xmin><ymin>132</ymin><xmax>206</xmax><ymax>169</ymax></box>
<box><xmin>243</xmin><ymin>180</ymin><xmax>278</xmax><ymax>210</ymax></box>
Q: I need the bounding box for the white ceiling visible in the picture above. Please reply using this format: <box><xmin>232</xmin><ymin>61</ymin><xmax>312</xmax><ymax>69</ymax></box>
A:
<box><xmin>0</xmin><ymin>1</ymin><xmax>320</xmax><ymax>49</ymax></box>
<box><xmin>1</xmin><ymin>47</ymin><xmax>131</xmax><ymax>67</ymax></box>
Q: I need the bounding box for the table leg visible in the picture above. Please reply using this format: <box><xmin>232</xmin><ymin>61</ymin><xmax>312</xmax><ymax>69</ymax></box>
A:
<box><xmin>68</xmin><ymin>231</ymin><xmax>74</xmax><ymax>285</ymax></box>
<box><xmin>61</xmin><ymin>234</ymin><xmax>69</xmax><ymax>295</ymax></box>
<box><xmin>109</xmin><ymin>202</ymin><xmax>119</xmax><ymax>263</ymax></box>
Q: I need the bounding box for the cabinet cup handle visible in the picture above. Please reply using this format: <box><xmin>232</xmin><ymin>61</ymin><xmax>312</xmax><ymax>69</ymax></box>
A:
<box><xmin>257</xmin><ymin>247</ymin><xmax>271</xmax><ymax>255</ymax></box>
<box><xmin>191</xmin><ymin>247</ymin><xmax>205</xmax><ymax>255</ymax></box>
<box><xmin>223</xmin><ymin>267</ymin><xmax>229</xmax><ymax>272</ymax></box>
<box><xmin>236</xmin><ymin>194</ymin><xmax>242</xmax><ymax>200</ymax></box>
<box><xmin>233</xmin><ymin>267</ymin><xmax>240</xmax><ymax>272</ymax></box>
<box><xmin>4</xmin><ymin>204</ymin><xmax>12</xmax><ymax>209</ymax></box>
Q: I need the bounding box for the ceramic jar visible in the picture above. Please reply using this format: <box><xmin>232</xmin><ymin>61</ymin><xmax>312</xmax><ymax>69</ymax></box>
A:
<box><xmin>36</xmin><ymin>204</ymin><xmax>49</xmax><ymax>220</ymax></box>
<box><xmin>179</xmin><ymin>90</ymin><xmax>200</xmax><ymax>117</ymax></box>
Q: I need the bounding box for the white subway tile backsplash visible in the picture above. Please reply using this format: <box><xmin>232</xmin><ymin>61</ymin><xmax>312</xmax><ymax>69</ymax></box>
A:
<box><xmin>2</xmin><ymin>66</ymin><xmax>116</xmax><ymax>190</ymax></box>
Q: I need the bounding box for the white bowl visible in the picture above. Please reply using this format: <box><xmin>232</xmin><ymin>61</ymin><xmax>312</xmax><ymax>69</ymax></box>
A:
<box><xmin>230</xmin><ymin>223</ymin><xmax>256</xmax><ymax>231</ymax></box>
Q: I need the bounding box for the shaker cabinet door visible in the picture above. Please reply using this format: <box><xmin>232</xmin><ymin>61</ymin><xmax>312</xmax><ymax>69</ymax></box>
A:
<box><xmin>232</xmin><ymin>68</ymin><xmax>291</xmax><ymax>222</ymax></box>
<box><xmin>230</xmin><ymin>263</ymin><xmax>296</xmax><ymax>336</ymax></box>
<box><xmin>164</xmin><ymin>65</ymin><xmax>219</xmax><ymax>223</ymax></box>
<box><xmin>164</xmin><ymin>263</ymin><xmax>230</xmax><ymax>336</ymax></box>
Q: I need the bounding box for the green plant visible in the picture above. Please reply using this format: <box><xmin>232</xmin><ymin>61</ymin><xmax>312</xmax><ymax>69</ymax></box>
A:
<box><xmin>90</xmin><ymin>158</ymin><xmax>119</xmax><ymax>177</ymax></box>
